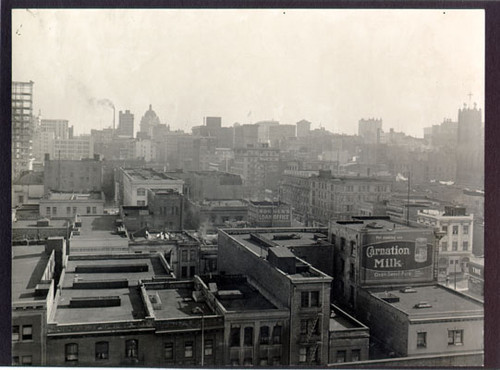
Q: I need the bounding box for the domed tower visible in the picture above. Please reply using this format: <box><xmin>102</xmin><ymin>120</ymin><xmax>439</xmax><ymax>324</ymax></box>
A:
<box><xmin>139</xmin><ymin>104</ymin><xmax>161</xmax><ymax>139</ymax></box>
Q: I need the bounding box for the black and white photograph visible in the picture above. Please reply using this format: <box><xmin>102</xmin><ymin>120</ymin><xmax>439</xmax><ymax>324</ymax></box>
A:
<box><xmin>10</xmin><ymin>7</ymin><xmax>486</xmax><ymax>367</ymax></box>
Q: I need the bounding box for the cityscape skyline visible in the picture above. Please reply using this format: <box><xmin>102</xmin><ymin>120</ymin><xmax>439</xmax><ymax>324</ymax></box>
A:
<box><xmin>12</xmin><ymin>9</ymin><xmax>484</xmax><ymax>137</ymax></box>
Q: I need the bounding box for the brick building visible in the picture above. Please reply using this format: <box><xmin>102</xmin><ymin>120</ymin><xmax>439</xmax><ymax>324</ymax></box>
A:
<box><xmin>39</xmin><ymin>191</ymin><xmax>105</xmax><ymax>219</ymax></box>
<box><xmin>44</xmin><ymin>155</ymin><xmax>103</xmax><ymax>193</ymax></box>
<box><xmin>247</xmin><ymin>201</ymin><xmax>292</xmax><ymax>227</ymax></box>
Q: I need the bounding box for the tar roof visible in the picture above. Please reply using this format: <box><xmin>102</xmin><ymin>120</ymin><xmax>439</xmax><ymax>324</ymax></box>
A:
<box><xmin>12</xmin><ymin>245</ymin><xmax>50</xmax><ymax>302</ymax></box>
<box><xmin>332</xmin><ymin>218</ymin><xmax>426</xmax><ymax>232</ymax></box>
<box><xmin>256</xmin><ymin>231</ymin><xmax>329</xmax><ymax>248</ymax></box>
<box><xmin>42</xmin><ymin>192</ymin><xmax>103</xmax><ymax>201</ymax></box>
<box><xmin>54</xmin><ymin>255</ymin><xmax>169</xmax><ymax>324</ymax></box>
<box><xmin>148</xmin><ymin>288</ymin><xmax>211</xmax><ymax>319</ymax></box>
<box><xmin>123</xmin><ymin>168</ymin><xmax>178</xmax><ymax>181</ymax></box>
<box><xmin>371</xmin><ymin>285</ymin><xmax>483</xmax><ymax>318</ymax></box>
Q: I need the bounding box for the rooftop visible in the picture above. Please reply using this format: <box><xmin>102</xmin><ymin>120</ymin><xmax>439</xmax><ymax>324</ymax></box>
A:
<box><xmin>12</xmin><ymin>218</ymin><xmax>69</xmax><ymax>229</ymax></box>
<box><xmin>70</xmin><ymin>215</ymin><xmax>127</xmax><ymax>249</ymax></box>
<box><xmin>12</xmin><ymin>245</ymin><xmax>50</xmax><ymax>302</ymax></box>
<box><xmin>54</xmin><ymin>255</ymin><xmax>170</xmax><ymax>324</ymax></box>
<box><xmin>370</xmin><ymin>285</ymin><xmax>483</xmax><ymax>319</ymax></box>
<box><xmin>331</xmin><ymin>217</ymin><xmax>428</xmax><ymax>232</ymax></box>
<box><xmin>122</xmin><ymin>168</ymin><xmax>179</xmax><ymax>181</ymax></box>
<box><xmin>199</xmin><ymin>199</ymin><xmax>248</xmax><ymax>208</ymax></box>
<box><xmin>147</xmin><ymin>288</ymin><xmax>211</xmax><ymax>319</ymax></box>
<box><xmin>201</xmin><ymin>275</ymin><xmax>278</xmax><ymax>312</ymax></box>
<box><xmin>329</xmin><ymin>305</ymin><xmax>368</xmax><ymax>331</ymax></box>
<box><xmin>42</xmin><ymin>191</ymin><xmax>103</xmax><ymax>201</ymax></box>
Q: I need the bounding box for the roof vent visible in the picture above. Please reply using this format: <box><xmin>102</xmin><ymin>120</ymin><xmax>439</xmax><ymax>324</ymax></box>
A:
<box><xmin>414</xmin><ymin>301</ymin><xmax>432</xmax><ymax>309</ymax></box>
<box><xmin>400</xmin><ymin>287</ymin><xmax>417</xmax><ymax>293</ymax></box>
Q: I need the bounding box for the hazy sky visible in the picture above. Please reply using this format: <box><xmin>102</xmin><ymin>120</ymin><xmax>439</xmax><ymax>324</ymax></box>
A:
<box><xmin>12</xmin><ymin>9</ymin><xmax>484</xmax><ymax>137</ymax></box>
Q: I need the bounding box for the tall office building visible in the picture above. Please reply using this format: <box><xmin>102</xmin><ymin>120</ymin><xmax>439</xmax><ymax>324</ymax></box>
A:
<box><xmin>12</xmin><ymin>81</ymin><xmax>35</xmax><ymax>180</ymax></box>
<box><xmin>117</xmin><ymin>110</ymin><xmax>134</xmax><ymax>138</ymax></box>
<box><xmin>456</xmin><ymin>103</ymin><xmax>483</xmax><ymax>188</ymax></box>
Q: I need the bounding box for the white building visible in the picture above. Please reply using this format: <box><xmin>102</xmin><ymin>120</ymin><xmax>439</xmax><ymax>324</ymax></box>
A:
<box><xmin>118</xmin><ymin>168</ymin><xmax>184</xmax><ymax>206</ymax></box>
<box><xmin>417</xmin><ymin>206</ymin><xmax>474</xmax><ymax>276</ymax></box>
<box><xmin>134</xmin><ymin>139</ymin><xmax>156</xmax><ymax>162</ymax></box>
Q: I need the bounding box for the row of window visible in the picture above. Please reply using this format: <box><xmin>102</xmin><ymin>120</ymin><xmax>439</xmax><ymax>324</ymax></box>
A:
<box><xmin>335</xmin><ymin>349</ymin><xmax>361</xmax><ymax>363</ymax></box>
<box><xmin>63</xmin><ymin>339</ymin><xmax>212</xmax><ymax>362</ymax></box>
<box><xmin>441</xmin><ymin>241</ymin><xmax>469</xmax><ymax>251</ymax></box>
<box><xmin>12</xmin><ymin>356</ymin><xmax>32</xmax><ymax>366</ymax></box>
<box><xmin>417</xmin><ymin>329</ymin><xmax>464</xmax><ymax>348</ymax></box>
<box><xmin>230</xmin><ymin>325</ymin><xmax>282</xmax><ymax>347</ymax></box>
<box><xmin>46</xmin><ymin>206</ymin><xmax>97</xmax><ymax>216</ymax></box>
<box><xmin>12</xmin><ymin>325</ymin><xmax>32</xmax><ymax>341</ymax></box>
<box><xmin>230</xmin><ymin>356</ymin><xmax>281</xmax><ymax>366</ymax></box>
<box><xmin>301</xmin><ymin>291</ymin><xmax>320</xmax><ymax>308</ymax></box>
<box><xmin>442</xmin><ymin>225</ymin><xmax>469</xmax><ymax>235</ymax></box>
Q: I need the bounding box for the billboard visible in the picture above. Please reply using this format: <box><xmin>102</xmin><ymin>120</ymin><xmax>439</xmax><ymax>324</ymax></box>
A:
<box><xmin>361</xmin><ymin>231</ymin><xmax>434</xmax><ymax>285</ymax></box>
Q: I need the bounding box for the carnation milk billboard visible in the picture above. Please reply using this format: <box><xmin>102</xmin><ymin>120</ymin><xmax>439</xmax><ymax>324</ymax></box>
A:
<box><xmin>361</xmin><ymin>230</ymin><xmax>435</xmax><ymax>285</ymax></box>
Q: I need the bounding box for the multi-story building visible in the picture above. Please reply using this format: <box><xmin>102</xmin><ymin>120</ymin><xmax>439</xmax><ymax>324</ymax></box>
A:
<box><xmin>134</xmin><ymin>138</ymin><xmax>156</xmax><ymax>162</ymax></box>
<box><xmin>296</xmin><ymin>119</ymin><xmax>311</xmax><ymax>138</ymax></box>
<box><xmin>12</xmin><ymin>81</ymin><xmax>35</xmax><ymax>180</ymax></box>
<box><xmin>234</xmin><ymin>124</ymin><xmax>259</xmax><ymax>149</ymax></box>
<box><xmin>417</xmin><ymin>206</ymin><xmax>474</xmax><ymax>277</ymax></box>
<box><xmin>171</xmin><ymin>170</ymin><xmax>244</xmax><ymax>201</ymax></box>
<box><xmin>358</xmin><ymin>118</ymin><xmax>382</xmax><ymax>144</ymax></box>
<box><xmin>328</xmin><ymin>217</ymin><xmax>437</xmax><ymax>309</ymax></box>
<box><xmin>116</xmin><ymin>168</ymin><xmax>184</xmax><ymax>206</ymax></box>
<box><xmin>456</xmin><ymin>103</ymin><xmax>483</xmax><ymax>188</ymax></box>
<box><xmin>43</xmin><ymin>155</ymin><xmax>104</xmax><ymax>193</ymax></box>
<box><xmin>39</xmin><ymin>191</ymin><xmax>105</xmax><ymax>219</ymax></box>
<box><xmin>231</xmin><ymin>143</ymin><xmax>281</xmax><ymax>198</ymax></box>
<box><xmin>256</xmin><ymin>120</ymin><xmax>279</xmax><ymax>143</ymax></box>
<box><xmin>139</xmin><ymin>104</ymin><xmax>161</xmax><ymax>139</ymax></box>
<box><xmin>192</xmin><ymin>137</ymin><xmax>217</xmax><ymax>171</ymax></box>
<box><xmin>247</xmin><ymin>201</ymin><xmax>292</xmax><ymax>227</ymax></box>
<box><xmin>467</xmin><ymin>257</ymin><xmax>484</xmax><ymax>298</ymax></box>
<box><xmin>146</xmin><ymin>188</ymin><xmax>183</xmax><ymax>230</ymax></box>
<box><xmin>268</xmin><ymin>124</ymin><xmax>296</xmax><ymax>148</ymax></box>
<box><xmin>40</xmin><ymin>119</ymin><xmax>70</xmax><ymax>139</ymax></box>
<box><xmin>218</xmin><ymin>228</ymin><xmax>333</xmax><ymax>365</ymax></box>
<box><xmin>52</xmin><ymin>135</ymin><xmax>94</xmax><ymax>160</ymax></box>
<box><xmin>117</xmin><ymin>110</ymin><xmax>134</xmax><ymax>138</ymax></box>
<box><xmin>186</xmin><ymin>199</ymin><xmax>248</xmax><ymax>229</ymax></box>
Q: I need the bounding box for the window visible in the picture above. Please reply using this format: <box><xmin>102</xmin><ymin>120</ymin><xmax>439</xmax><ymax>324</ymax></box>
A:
<box><xmin>137</xmin><ymin>188</ymin><xmax>146</xmax><ymax>196</ymax></box>
<box><xmin>125</xmin><ymin>339</ymin><xmax>138</xmax><ymax>358</ymax></box>
<box><xmin>452</xmin><ymin>225</ymin><xmax>459</xmax><ymax>235</ymax></box>
<box><xmin>46</xmin><ymin>207</ymin><xmax>51</xmax><ymax>215</ymax></box>
<box><xmin>92</xmin><ymin>207</ymin><xmax>97</xmax><ymax>214</ymax></box>
<box><xmin>22</xmin><ymin>356</ymin><xmax>32</xmax><ymax>366</ymax></box>
<box><xmin>12</xmin><ymin>357</ymin><xmax>19</xmax><ymax>366</ymax></box>
<box><xmin>452</xmin><ymin>242</ymin><xmax>458</xmax><ymax>251</ymax></box>
<box><xmin>181</xmin><ymin>250</ymin><xmax>188</xmax><ymax>262</ymax></box>
<box><xmin>73</xmin><ymin>207</ymin><xmax>77</xmax><ymax>215</ymax></box>
<box><xmin>95</xmin><ymin>341</ymin><xmax>109</xmax><ymax>360</ymax></box>
<box><xmin>441</xmin><ymin>241</ymin><xmax>448</xmax><ymax>251</ymax></box>
<box><xmin>350</xmin><ymin>263</ymin><xmax>355</xmax><ymax>280</ymax></box>
<box><xmin>18</xmin><ymin>195</ymin><xmax>24</xmax><ymax>204</ymax></box>
<box><xmin>300</xmin><ymin>320</ymin><xmax>308</xmax><ymax>334</ymax></box>
<box><xmin>351</xmin><ymin>349</ymin><xmax>361</xmax><ymax>361</ymax></box>
<box><xmin>442</xmin><ymin>225</ymin><xmax>448</xmax><ymax>232</ymax></box>
<box><xmin>272</xmin><ymin>325</ymin><xmax>282</xmax><ymax>344</ymax></box>
<box><xmin>181</xmin><ymin>266</ymin><xmax>187</xmax><ymax>278</ymax></box>
<box><xmin>65</xmin><ymin>343</ymin><xmax>78</xmax><ymax>362</ymax></box>
<box><xmin>184</xmin><ymin>341</ymin><xmax>193</xmax><ymax>358</ymax></box>
<box><xmin>259</xmin><ymin>358</ymin><xmax>268</xmax><ymax>366</ymax></box>
<box><xmin>350</xmin><ymin>240</ymin><xmax>356</xmax><ymax>256</ymax></box>
<box><xmin>230</xmin><ymin>325</ymin><xmax>240</xmax><ymax>347</ymax></box>
<box><xmin>164</xmin><ymin>343</ymin><xmax>174</xmax><ymax>359</ymax></box>
<box><xmin>86</xmin><ymin>206</ymin><xmax>91</xmax><ymax>214</ymax></box>
<box><xmin>417</xmin><ymin>332</ymin><xmax>427</xmax><ymax>348</ymax></box>
<box><xmin>301</xmin><ymin>291</ymin><xmax>320</xmax><ymax>308</ymax></box>
<box><xmin>272</xmin><ymin>357</ymin><xmax>281</xmax><ymax>365</ymax></box>
<box><xmin>340</xmin><ymin>237</ymin><xmax>346</xmax><ymax>250</ymax></box>
<box><xmin>340</xmin><ymin>259</ymin><xmax>345</xmax><ymax>274</ymax></box>
<box><xmin>463</xmin><ymin>241</ymin><xmax>469</xmax><ymax>251</ymax></box>
<box><xmin>22</xmin><ymin>325</ymin><xmax>32</xmax><ymax>341</ymax></box>
<box><xmin>299</xmin><ymin>347</ymin><xmax>307</xmax><ymax>363</ymax></box>
<box><xmin>336</xmin><ymin>350</ymin><xmax>346</xmax><ymax>363</ymax></box>
<box><xmin>204</xmin><ymin>340</ymin><xmax>213</xmax><ymax>356</ymax></box>
<box><xmin>12</xmin><ymin>325</ymin><xmax>19</xmax><ymax>341</ymax></box>
<box><xmin>448</xmin><ymin>329</ymin><xmax>463</xmax><ymax>345</ymax></box>
<box><xmin>244</xmin><ymin>327</ymin><xmax>254</xmax><ymax>346</ymax></box>
<box><xmin>52</xmin><ymin>207</ymin><xmax>57</xmax><ymax>215</ymax></box>
<box><xmin>463</xmin><ymin>225</ymin><xmax>469</xmax><ymax>234</ymax></box>
<box><xmin>243</xmin><ymin>358</ymin><xmax>253</xmax><ymax>366</ymax></box>
<box><xmin>260</xmin><ymin>326</ymin><xmax>270</xmax><ymax>344</ymax></box>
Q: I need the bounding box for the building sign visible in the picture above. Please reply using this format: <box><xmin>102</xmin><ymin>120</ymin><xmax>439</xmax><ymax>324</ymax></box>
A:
<box><xmin>361</xmin><ymin>232</ymin><xmax>434</xmax><ymax>285</ymax></box>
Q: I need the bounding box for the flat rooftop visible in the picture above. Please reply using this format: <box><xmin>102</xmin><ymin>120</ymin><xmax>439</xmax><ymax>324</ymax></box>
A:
<box><xmin>199</xmin><ymin>199</ymin><xmax>247</xmax><ymax>208</ymax></box>
<box><xmin>329</xmin><ymin>306</ymin><xmax>367</xmax><ymax>332</ymax></box>
<box><xmin>123</xmin><ymin>168</ymin><xmax>179</xmax><ymax>181</ymax></box>
<box><xmin>201</xmin><ymin>276</ymin><xmax>278</xmax><ymax>312</ymax></box>
<box><xmin>54</xmin><ymin>255</ymin><xmax>169</xmax><ymax>324</ymax></box>
<box><xmin>253</xmin><ymin>231</ymin><xmax>329</xmax><ymax>248</ymax></box>
<box><xmin>332</xmin><ymin>218</ymin><xmax>428</xmax><ymax>232</ymax></box>
<box><xmin>12</xmin><ymin>245</ymin><xmax>50</xmax><ymax>302</ymax></box>
<box><xmin>148</xmin><ymin>288</ymin><xmax>211</xmax><ymax>319</ymax></box>
<box><xmin>71</xmin><ymin>215</ymin><xmax>126</xmax><ymax>244</ymax></box>
<box><xmin>13</xmin><ymin>218</ymin><xmax>68</xmax><ymax>229</ymax></box>
<box><xmin>370</xmin><ymin>285</ymin><xmax>483</xmax><ymax>318</ymax></box>
<box><xmin>42</xmin><ymin>191</ymin><xmax>103</xmax><ymax>201</ymax></box>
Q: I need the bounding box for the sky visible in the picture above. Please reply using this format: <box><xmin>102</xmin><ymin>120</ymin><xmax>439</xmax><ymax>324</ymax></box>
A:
<box><xmin>12</xmin><ymin>9</ymin><xmax>484</xmax><ymax>137</ymax></box>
